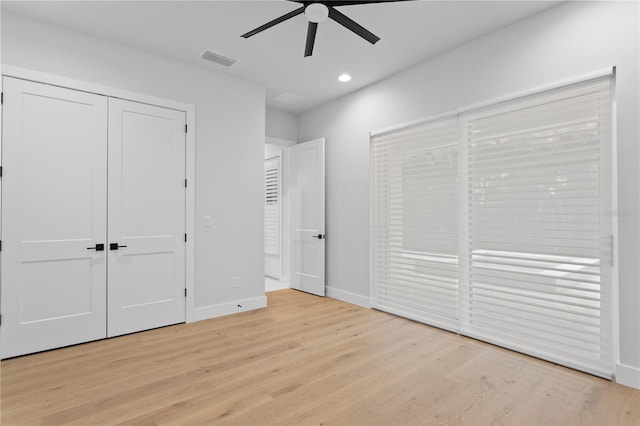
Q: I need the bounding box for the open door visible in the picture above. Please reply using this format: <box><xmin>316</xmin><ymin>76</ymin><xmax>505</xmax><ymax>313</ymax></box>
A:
<box><xmin>289</xmin><ymin>138</ymin><xmax>325</xmax><ymax>296</ymax></box>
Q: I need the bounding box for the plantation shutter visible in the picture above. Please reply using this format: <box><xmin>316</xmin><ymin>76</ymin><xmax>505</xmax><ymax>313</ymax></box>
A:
<box><xmin>265</xmin><ymin>158</ymin><xmax>280</xmax><ymax>256</ymax></box>
<box><xmin>461</xmin><ymin>77</ymin><xmax>613</xmax><ymax>377</ymax></box>
<box><xmin>371</xmin><ymin>116</ymin><xmax>459</xmax><ymax>331</ymax></box>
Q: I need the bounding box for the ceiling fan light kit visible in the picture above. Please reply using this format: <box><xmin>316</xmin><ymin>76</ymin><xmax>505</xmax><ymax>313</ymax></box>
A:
<box><xmin>241</xmin><ymin>0</ymin><xmax>411</xmax><ymax>57</ymax></box>
<box><xmin>304</xmin><ymin>3</ymin><xmax>329</xmax><ymax>23</ymax></box>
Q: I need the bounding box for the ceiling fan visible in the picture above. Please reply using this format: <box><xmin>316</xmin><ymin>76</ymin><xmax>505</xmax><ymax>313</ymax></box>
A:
<box><xmin>241</xmin><ymin>1</ymin><xmax>412</xmax><ymax>57</ymax></box>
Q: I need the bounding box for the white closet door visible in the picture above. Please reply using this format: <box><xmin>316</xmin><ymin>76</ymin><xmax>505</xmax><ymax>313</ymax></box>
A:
<box><xmin>1</xmin><ymin>77</ymin><xmax>108</xmax><ymax>358</ymax></box>
<box><xmin>107</xmin><ymin>99</ymin><xmax>186</xmax><ymax>337</ymax></box>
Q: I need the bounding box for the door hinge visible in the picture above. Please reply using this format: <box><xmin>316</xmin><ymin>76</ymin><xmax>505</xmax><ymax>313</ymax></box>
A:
<box><xmin>184</xmin><ymin>288</ymin><xmax>187</xmax><ymax>298</ymax></box>
<box><xmin>0</xmin><ymin>240</ymin><xmax>3</xmax><ymax>251</ymax></box>
<box><xmin>0</xmin><ymin>314</ymin><xmax>2</xmax><ymax>326</ymax></box>
<box><xmin>185</xmin><ymin>124</ymin><xmax>188</xmax><ymax>134</ymax></box>
<box><xmin>1</xmin><ymin>92</ymin><xmax>3</xmax><ymax>105</ymax></box>
<box><xmin>184</xmin><ymin>233</ymin><xmax>187</xmax><ymax>242</ymax></box>
<box><xmin>184</xmin><ymin>178</ymin><xmax>187</xmax><ymax>188</ymax></box>
<box><xmin>0</xmin><ymin>166</ymin><xmax>3</xmax><ymax>178</ymax></box>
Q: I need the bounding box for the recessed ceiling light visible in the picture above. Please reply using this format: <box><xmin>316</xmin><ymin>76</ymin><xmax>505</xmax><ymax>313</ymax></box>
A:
<box><xmin>338</xmin><ymin>74</ymin><xmax>352</xmax><ymax>82</ymax></box>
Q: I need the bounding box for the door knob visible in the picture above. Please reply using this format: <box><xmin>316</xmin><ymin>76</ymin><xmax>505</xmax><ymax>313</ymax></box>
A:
<box><xmin>110</xmin><ymin>243</ymin><xmax>128</xmax><ymax>250</ymax></box>
<box><xmin>312</xmin><ymin>234</ymin><xmax>325</xmax><ymax>240</ymax></box>
<box><xmin>86</xmin><ymin>243</ymin><xmax>105</xmax><ymax>251</ymax></box>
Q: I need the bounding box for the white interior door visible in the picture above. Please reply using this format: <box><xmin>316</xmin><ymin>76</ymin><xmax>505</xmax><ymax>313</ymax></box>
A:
<box><xmin>290</xmin><ymin>138</ymin><xmax>325</xmax><ymax>296</ymax></box>
<box><xmin>107</xmin><ymin>99</ymin><xmax>186</xmax><ymax>337</ymax></box>
<box><xmin>1</xmin><ymin>77</ymin><xmax>108</xmax><ymax>358</ymax></box>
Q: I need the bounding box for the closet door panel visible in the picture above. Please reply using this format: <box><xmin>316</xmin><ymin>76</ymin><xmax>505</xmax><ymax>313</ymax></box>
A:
<box><xmin>107</xmin><ymin>99</ymin><xmax>186</xmax><ymax>337</ymax></box>
<box><xmin>1</xmin><ymin>77</ymin><xmax>108</xmax><ymax>358</ymax></box>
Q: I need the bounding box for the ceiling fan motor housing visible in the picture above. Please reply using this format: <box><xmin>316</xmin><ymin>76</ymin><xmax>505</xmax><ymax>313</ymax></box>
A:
<box><xmin>305</xmin><ymin>3</ymin><xmax>329</xmax><ymax>23</ymax></box>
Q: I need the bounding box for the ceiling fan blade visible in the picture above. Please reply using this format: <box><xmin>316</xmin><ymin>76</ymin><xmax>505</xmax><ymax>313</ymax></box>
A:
<box><xmin>289</xmin><ymin>0</ymin><xmax>414</xmax><ymax>4</ymax></box>
<box><xmin>305</xmin><ymin>22</ymin><xmax>319</xmax><ymax>57</ymax></box>
<box><xmin>241</xmin><ymin>6</ymin><xmax>305</xmax><ymax>38</ymax></box>
<box><xmin>329</xmin><ymin>0</ymin><xmax>415</xmax><ymax>5</ymax></box>
<box><xmin>328</xmin><ymin>6</ymin><xmax>380</xmax><ymax>44</ymax></box>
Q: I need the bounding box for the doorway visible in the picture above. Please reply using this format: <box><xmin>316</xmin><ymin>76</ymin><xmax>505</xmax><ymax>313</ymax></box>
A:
<box><xmin>264</xmin><ymin>138</ymin><xmax>294</xmax><ymax>292</ymax></box>
<box><xmin>263</xmin><ymin>137</ymin><xmax>326</xmax><ymax>296</ymax></box>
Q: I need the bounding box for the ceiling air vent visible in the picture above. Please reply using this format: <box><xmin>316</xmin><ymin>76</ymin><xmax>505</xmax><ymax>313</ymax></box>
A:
<box><xmin>273</xmin><ymin>92</ymin><xmax>303</xmax><ymax>105</ymax></box>
<box><xmin>200</xmin><ymin>49</ymin><xmax>238</xmax><ymax>67</ymax></box>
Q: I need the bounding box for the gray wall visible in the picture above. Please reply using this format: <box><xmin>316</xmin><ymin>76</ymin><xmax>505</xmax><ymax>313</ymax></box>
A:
<box><xmin>299</xmin><ymin>1</ymin><xmax>639</xmax><ymax>378</ymax></box>
<box><xmin>1</xmin><ymin>12</ymin><xmax>266</xmax><ymax>310</ymax></box>
<box><xmin>266</xmin><ymin>107</ymin><xmax>298</xmax><ymax>141</ymax></box>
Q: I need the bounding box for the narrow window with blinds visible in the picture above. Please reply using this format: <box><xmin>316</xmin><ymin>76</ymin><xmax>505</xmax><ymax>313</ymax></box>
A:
<box><xmin>371</xmin><ymin>117</ymin><xmax>459</xmax><ymax>331</ymax></box>
<box><xmin>371</xmin><ymin>74</ymin><xmax>613</xmax><ymax>378</ymax></box>
<box><xmin>265</xmin><ymin>158</ymin><xmax>280</xmax><ymax>256</ymax></box>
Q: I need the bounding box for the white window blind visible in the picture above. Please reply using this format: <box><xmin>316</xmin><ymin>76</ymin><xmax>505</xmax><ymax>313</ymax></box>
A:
<box><xmin>265</xmin><ymin>158</ymin><xmax>280</xmax><ymax>256</ymax></box>
<box><xmin>371</xmin><ymin>116</ymin><xmax>459</xmax><ymax>331</ymax></box>
<box><xmin>371</xmin><ymin>75</ymin><xmax>613</xmax><ymax>378</ymax></box>
<box><xmin>462</xmin><ymin>77</ymin><xmax>613</xmax><ymax>377</ymax></box>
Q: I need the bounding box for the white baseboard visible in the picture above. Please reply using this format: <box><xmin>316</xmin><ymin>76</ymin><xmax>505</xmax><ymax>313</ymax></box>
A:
<box><xmin>190</xmin><ymin>295</ymin><xmax>267</xmax><ymax>322</ymax></box>
<box><xmin>326</xmin><ymin>286</ymin><xmax>371</xmax><ymax>308</ymax></box>
<box><xmin>616</xmin><ymin>362</ymin><xmax>640</xmax><ymax>389</ymax></box>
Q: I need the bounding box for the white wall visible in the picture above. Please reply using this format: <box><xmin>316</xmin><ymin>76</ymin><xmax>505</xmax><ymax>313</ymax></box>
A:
<box><xmin>266</xmin><ymin>107</ymin><xmax>298</xmax><ymax>141</ymax></box>
<box><xmin>1</xmin><ymin>12</ymin><xmax>267</xmax><ymax>315</ymax></box>
<box><xmin>299</xmin><ymin>1</ymin><xmax>639</xmax><ymax>386</ymax></box>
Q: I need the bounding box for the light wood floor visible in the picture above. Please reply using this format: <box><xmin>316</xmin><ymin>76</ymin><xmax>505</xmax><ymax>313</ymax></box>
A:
<box><xmin>1</xmin><ymin>290</ymin><xmax>638</xmax><ymax>426</ymax></box>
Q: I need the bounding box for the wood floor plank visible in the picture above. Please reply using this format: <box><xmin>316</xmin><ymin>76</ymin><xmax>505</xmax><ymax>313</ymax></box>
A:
<box><xmin>1</xmin><ymin>289</ymin><xmax>638</xmax><ymax>425</ymax></box>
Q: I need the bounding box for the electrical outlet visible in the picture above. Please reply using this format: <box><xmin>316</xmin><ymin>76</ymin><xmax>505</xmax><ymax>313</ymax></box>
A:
<box><xmin>232</xmin><ymin>276</ymin><xmax>239</xmax><ymax>288</ymax></box>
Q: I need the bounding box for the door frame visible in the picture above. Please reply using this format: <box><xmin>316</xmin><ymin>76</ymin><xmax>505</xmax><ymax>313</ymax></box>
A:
<box><xmin>0</xmin><ymin>65</ymin><xmax>198</xmax><ymax>323</ymax></box>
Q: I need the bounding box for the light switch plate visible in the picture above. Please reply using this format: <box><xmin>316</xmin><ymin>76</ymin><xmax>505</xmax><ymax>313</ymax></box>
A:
<box><xmin>204</xmin><ymin>216</ymin><xmax>212</xmax><ymax>227</ymax></box>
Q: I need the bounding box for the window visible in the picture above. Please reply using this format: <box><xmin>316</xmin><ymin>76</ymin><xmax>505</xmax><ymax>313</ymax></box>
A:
<box><xmin>371</xmin><ymin>116</ymin><xmax>459</xmax><ymax>331</ymax></box>
<box><xmin>265</xmin><ymin>158</ymin><xmax>280</xmax><ymax>256</ymax></box>
<box><xmin>371</xmin><ymin>75</ymin><xmax>613</xmax><ymax>377</ymax></box>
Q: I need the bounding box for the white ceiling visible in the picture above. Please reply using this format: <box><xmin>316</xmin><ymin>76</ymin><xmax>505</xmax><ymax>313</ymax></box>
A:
<box><xmin>2</xmin><ymin>1</ymin><xmax>560</xmax><ymax>114</ymax></box>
